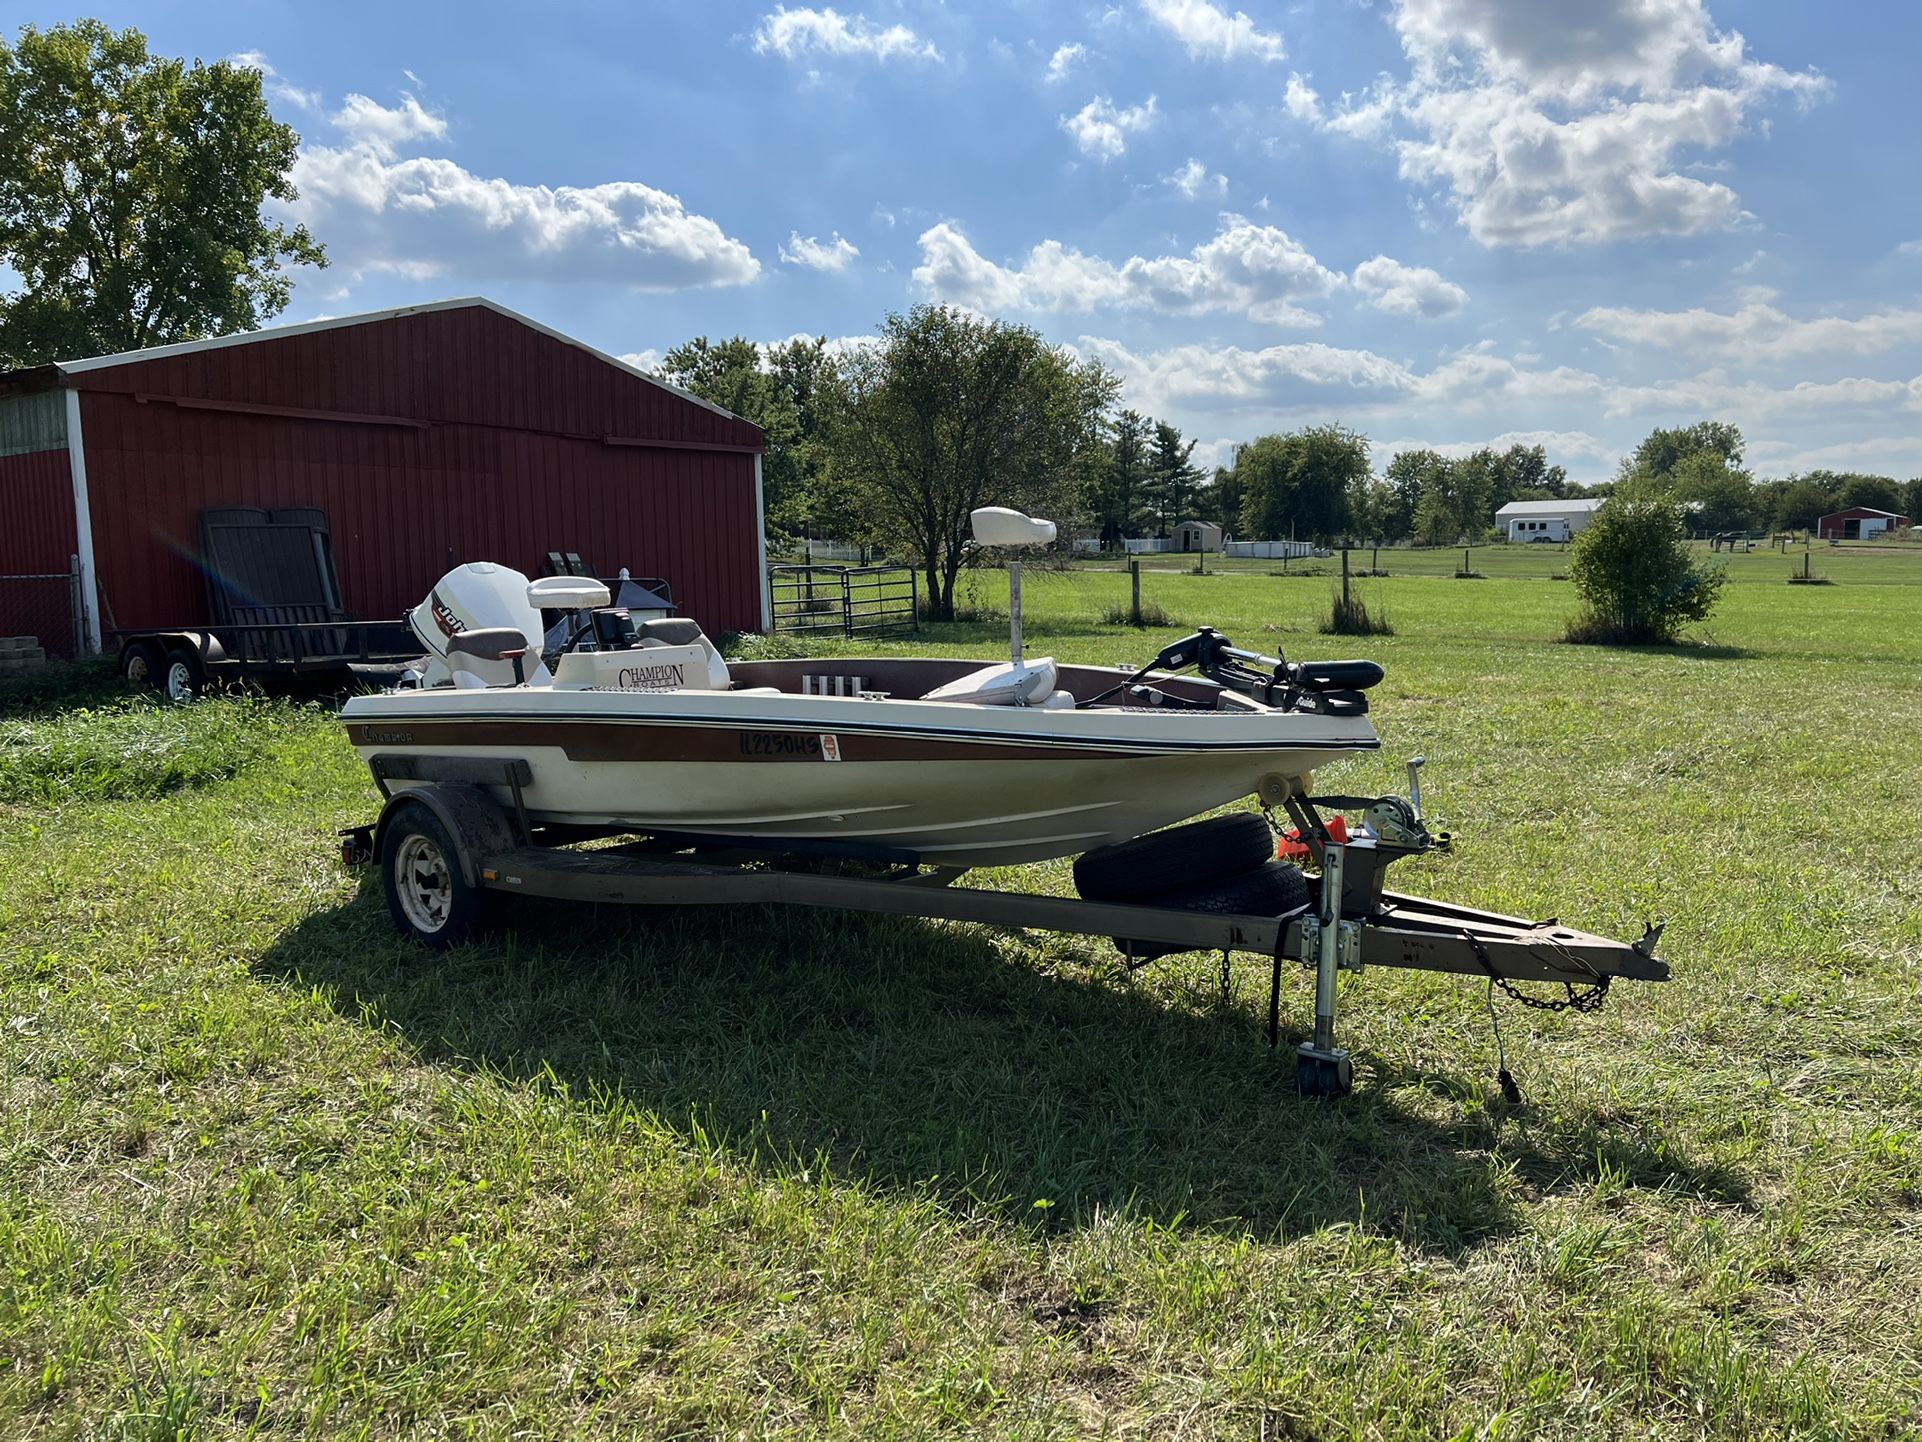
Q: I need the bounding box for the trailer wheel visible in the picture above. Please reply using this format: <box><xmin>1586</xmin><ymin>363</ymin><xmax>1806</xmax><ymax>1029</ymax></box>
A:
<box><xmin>162</xmin><ymin>647</ymin><xmax>204</xmax><ymax>703</ymax></box>
<box><xmin>380</xmin><ymin>806</ymin><xmax>488</xmax><ymax>948</ymax></box>
<box><xmin>1111</xmin><ymin>861</ymin><xmax>1310</xmax><ymax>962</ymax></box>
<box><xmin>1074</xmin><ymin>814</ymin><xmax>1276</xmax><ymax>903</ymax></box>
<box><xmin>121</xmin><ymin>641</ymin><xmax>162</xmax><ymax>689</ymax></box>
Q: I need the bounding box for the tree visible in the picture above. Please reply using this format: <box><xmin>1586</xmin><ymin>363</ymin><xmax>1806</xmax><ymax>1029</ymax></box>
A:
<box><xmin>1772</xmin><ymin>479</ymin><xmax>1831</xmax><ymax>532</ymax></box>
<box><xmin>1669</xmin><ymin>451</ymin><xmax>1757</xmax><ymax>532</ymax></box>
<box><xmin>1145</xmin><ymin>420</ymin><xmax>1203</xmax><ymax>533</ymax></box>
<box><xmin>655</xmin><ymin>334</ymin><xmax>842</xmax><ymax>541</ymax></box>
<box><xmin>1565</xmin><ymin>499</ymin><xmax>1726</xmax><ymax>645</ymax></box>
<box><xmin>1838</xmin><ymin>473</ymin><xmax>1904</xmax><ymax>514</ymax></box>
<box><xmin>1094</xmin><ymin>410</ymin><xmax>1150</xmax><ymax>546</ymax></box>
<box><xmin>831</xmin><ymin>305</ymin><xmax>1116</xmax><ymax>621</ymax></box>
<box><xmin>1617</xmin><ymin>422</ymin><xmax>1745</xmax><ymax>487</ymax></box>
<box><xmin>0</xmin><ymin>20</ymin><xmax>324</xmax><ymax>366</ymax></box>
<box><xmin>1408</xmin><ymin>453</ymin><xmax>1489</xmax><ymax>544</ymax></box>
<box><xmin>1236</xmin><ymin>425</ymin><xmax>1370</xmax><ymax>543</ymax></box>
<box><xmin>1379</xmin><ymin>449</ymin><xmax>1444</xmax><ymax>543</ymax></box>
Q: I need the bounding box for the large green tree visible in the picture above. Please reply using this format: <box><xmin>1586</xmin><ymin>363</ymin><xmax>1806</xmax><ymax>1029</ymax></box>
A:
<box><xmin>1094</xmin><ymin>409</ymin><xmax>1151</xmax><ymax>546</ymax></box>
<box><xmin>0</xmin><ymin>20</ymin><xmax>323</xmax><ymax>366</ymax></box>
<box><xmin>1617</xmin><ymin>421</ymin><xmax>1746</xmax><ymax>487</ymax></box>
<box><xmin>831</xmin><ymin>305</ymin><xmax>1116</xmax><ymax>620</ymax></box>
<box><xmin>1235</xmin><ymin>425</ymin><xmax>1370</xmax><ymax>544</ymax></box>
<box><xmin>655</xmin><ymin>335</ymin><xmax>843</xmax><ymax>541</ymax></box>
<box><xmin>1145</xmin><ymin>420</ymin><xmax>1203</xmax><ymax>533</ymax></box>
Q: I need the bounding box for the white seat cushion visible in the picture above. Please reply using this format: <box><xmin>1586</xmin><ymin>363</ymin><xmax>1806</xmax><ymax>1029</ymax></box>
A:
<box><xmin>921</xmin><ymin>657</ymin><xmax>1058</xmax><ymax>706</ymax></box>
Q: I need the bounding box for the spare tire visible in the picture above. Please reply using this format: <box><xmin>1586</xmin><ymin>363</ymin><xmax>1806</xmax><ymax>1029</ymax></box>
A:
<box><xmin>1110</xmin><ymin>861</ymin><xmax>1312</xmax><ymax>963</ymax></box>
<box><xmin>1074</xmin><ymin>813</ymin><xmax>1275</xmax><ymax>902</ymax></box>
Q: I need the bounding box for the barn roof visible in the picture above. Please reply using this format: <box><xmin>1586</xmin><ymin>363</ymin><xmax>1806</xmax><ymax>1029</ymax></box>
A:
<box><xmin>1494</xmin><ymin>498</ymin><xmax>1606</xmax><ymax>517</ymax></box>
<box><xmin>1</xmin><ymin>297</ymin><xmax>747</xmax><ymax>425</ymax></box>
<box><xmin>1818</xmin><ymin>506</ymin><xmax>1908</xmax><ymax>520</ymax></box>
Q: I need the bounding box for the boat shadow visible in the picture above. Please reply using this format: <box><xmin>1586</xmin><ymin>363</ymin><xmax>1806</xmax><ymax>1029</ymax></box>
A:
<box><xmin>259</xmin><ymin>882</ymin><xmax>1743</xmax><ymax>1256</ymax></box>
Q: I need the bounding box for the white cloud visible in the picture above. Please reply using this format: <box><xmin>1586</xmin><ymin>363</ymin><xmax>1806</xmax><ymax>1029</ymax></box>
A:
<box><xmin>620</xmin><ymin>348</ymin><xmax>666</xmax><ymax>374</ymax></box>
<box><xmin>1576</xmin><ymin>302</ymin><xmax>1922</xmax><ymax>361</ymax></box>
<box><xmin>1078</xmin><ymin>334</ymin><xmax>1415</xmax><ymax>414</ymax></box>
<box><xmin>1165</xmin><ymin>158</ymin><xmax>1228</xmax><ymax>199</ymax></box>
<box><xmin>1897</xmin><ymin>239</ymin><xmax>1922</xmax><ymax>258</ymax></box>
<box><xmin>1370</xmin><ymin>429</ymin><xmax>1622</xmax><ymax>471</ymax></box>
<box><xmin>1060</xmin><ymin>95</ymin><xmax>1159</xmax><ymax>160</ymax></box>
<box><xmin>287</xmin><ymin>103</ymin><xmax>759</xmax><ymax>291</ymax></box>
<box><xmin>778</xmin><ymin>231</ymin><xmax>861</xmax><ymax>271</ymax></box>
<box><xmin>1140</xmin><ymin>0</ymin><xmax>1285</xmax><ymax>63</ymax></box>
<box><xmin>1322</xmin><ymin>0</ymin><xmax>1828</xmax><ymax>248</ymax></box>
<box><xmin>1350</xmin><ymin>254</ymin><xmax>1469</xmax><ymax>318</ymax></box>
<box><xmin>332</xmin><ymin>93</ymin><xmax>448</xmax><ymax>158</ymax></box>
<box><xmin>1046</xmin><ymin>42</ymin><xmax>1086</xmax><ymax>83</ymax></box>
<box><xmin>227</xmin><ymin>50</ymin><xmax>322</xmax><ymax>112</ymax></box>
<box><xmin>752</xmin><ymin>7</ymin><xmax>941</xmax><ymax>63</ymax></box>
<box><xmin>1283</xmin><ymin>74</ymin><xmax>1322</xmax><ymax>123</ymax></box>
<box><xmin>914</xmin><ymin>216</ymin><xmax>1344</xmax><ymax>326</ymax></box>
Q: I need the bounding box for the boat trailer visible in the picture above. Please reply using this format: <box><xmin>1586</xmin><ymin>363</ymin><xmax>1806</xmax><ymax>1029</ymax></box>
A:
<box><xmin>342</xmin><ymin>760</ymin><xmax>1667</xmax><ymax>1099</ymax></box>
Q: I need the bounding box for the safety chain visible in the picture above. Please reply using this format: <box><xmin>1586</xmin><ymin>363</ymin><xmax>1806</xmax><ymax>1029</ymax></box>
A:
<box><xmin>1465</xmin><ymin>929</ymin><xmax>1613</xmax><ymax>1014</ymax></box>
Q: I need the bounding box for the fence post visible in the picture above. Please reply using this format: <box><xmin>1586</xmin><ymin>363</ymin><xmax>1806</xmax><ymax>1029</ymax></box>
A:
<box><xmin>1342</xmin><ymin>547</ymin><xmax>1351</xmax><ymax>609</ymax></box>
<box><xmin>1130</xmin><ymin>558</ymin><xmax>1142</xmax><ymax>626</ymax></box>
<box><xmin>840</xmin><ymin>569</ymin><xmax>854</xmax><ymax>639</ymax></box>
<box><xmin>69</xmin><ymin>553</ymin><xmax>84</xmax><ymax>658</ymax></box>
<box><xmin>911</xmin><ymin>569</ymin><xmax>920</xmax><ymax>630</ymax></box>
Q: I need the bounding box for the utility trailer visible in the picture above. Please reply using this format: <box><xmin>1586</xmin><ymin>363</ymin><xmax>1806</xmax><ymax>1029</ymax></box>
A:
<box><xmin>342</xmin><ymin>762</ymin><xmax>1668</xmax><ymax>1099</ymax></box>
<box><xmin>116</xmin><ymin>619</ymin><xmax>423</xmax><ymax>701</ymax></box>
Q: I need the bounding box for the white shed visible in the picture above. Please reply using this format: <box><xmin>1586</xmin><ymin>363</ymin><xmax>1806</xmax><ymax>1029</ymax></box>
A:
<box><xmin>1495</xmin><ymin>498</ymin><xmax>1604</xmax><ymax>542</ymax></box>
<box><xmin>1174</xmin><ymin>519</ymin><xmax>1223</xmax><ymax>552</ymax></box>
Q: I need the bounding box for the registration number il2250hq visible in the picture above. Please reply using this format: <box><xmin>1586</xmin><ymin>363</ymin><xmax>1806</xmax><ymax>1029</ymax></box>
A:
<box><xmin>737</xmin><ymin>732</ymin><xmax>842</xmax><ymax>760</ymax></box>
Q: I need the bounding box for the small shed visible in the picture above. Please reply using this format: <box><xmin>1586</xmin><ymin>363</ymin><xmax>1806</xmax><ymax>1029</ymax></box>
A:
<box><xmin>1174</xmin><ymin>519</ymin><xmax>1223</xmax><ymax>552</ymax></box>
<box><xmin>0</xmin><ymin>297</ymin><xmax>769</xmax><ymax>656</ymax></box>
<box><xmin>1817</xmin><ymin>507</ymin><xmax>1909</xmax><ymax>540</ymax></box>
<box><xmin>1495</xmin><ymin>498</ymin><xmax>1604</xmax><ymax>542</ymax></box>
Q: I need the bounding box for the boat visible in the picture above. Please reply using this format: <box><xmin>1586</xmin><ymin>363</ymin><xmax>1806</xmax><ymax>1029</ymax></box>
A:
<box><xmin>340</xmin><ymin>508</ymin><xmax>1386</xmax><ymax>866</ymax></box>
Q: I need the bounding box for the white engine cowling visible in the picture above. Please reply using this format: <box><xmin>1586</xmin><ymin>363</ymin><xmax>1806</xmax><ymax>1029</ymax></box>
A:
<box><xmin>408</xmin><ymin>563</ymin><xmax>550</xmax><ymax>687</ymax></box>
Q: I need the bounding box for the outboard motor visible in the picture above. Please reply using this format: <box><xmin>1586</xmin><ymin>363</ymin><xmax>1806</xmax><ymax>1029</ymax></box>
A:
<box><xmin>407</xmin><ymin>563</ymin><xmax>552</xmax><ymax>688</ymax></box>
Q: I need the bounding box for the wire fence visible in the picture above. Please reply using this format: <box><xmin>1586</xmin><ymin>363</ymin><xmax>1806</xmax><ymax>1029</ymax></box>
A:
<box><xmin>0</xmin><ymin>559</ymin><xmax>84</xmax><ymax>661</ymax></box>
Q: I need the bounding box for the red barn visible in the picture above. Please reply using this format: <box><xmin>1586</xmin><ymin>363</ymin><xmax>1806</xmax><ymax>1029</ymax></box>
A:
<box><xmin>0</xmin><ymin>298</ymin><xmax>768</xmax><ymax>657</ymax></box>
<box><xmin>1817</xmin><ymin>506</ymin><xmax>1909</xmax><ymax>541</ymax></box>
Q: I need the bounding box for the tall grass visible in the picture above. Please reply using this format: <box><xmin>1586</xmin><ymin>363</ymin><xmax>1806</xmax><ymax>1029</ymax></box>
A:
<box><xmin>0</xmin><ymin>696</ymin><xmax>286</xmax><ymax>804</ymax></box>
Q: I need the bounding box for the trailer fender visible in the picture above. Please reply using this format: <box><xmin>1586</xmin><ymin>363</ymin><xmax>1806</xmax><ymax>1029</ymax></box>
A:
<box><xmin>373</xmin><ymin>784</ymin><xmax>518</xmax><ymax>888</ymax></box>
<box><xmin>118</xmin><ymin>630</ymin><xmax>230</xmax><ymax>667</ymax></box>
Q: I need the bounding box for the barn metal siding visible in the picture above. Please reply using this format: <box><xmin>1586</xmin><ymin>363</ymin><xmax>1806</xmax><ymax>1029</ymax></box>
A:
<box><xmin>65</xmin><ymin>303</ymin><xmax>765</xmax><ymax>636</ymax></box>
<box><xmin>0</xmin><ymin>447</ymin><xmax>77</xmax><ymax>574</ymax></box>
<box><xmin>76</xmin><ymin>392</ymin><xmax>763</xmax><ymax>635</ymax></box>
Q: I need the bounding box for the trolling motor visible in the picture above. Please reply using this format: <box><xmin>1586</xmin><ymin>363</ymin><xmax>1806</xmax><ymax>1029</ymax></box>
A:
<box><xmin>1087</xmin><ymin>626</ymin><xmax>1385</xmax><ymax>714</ymax></box>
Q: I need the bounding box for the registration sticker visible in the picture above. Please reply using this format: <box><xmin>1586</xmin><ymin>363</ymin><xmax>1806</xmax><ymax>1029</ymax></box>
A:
<box><xmin>820</xmin><ymin>734</ymin><xmax>842</xmax><ymax>762</ymax></box>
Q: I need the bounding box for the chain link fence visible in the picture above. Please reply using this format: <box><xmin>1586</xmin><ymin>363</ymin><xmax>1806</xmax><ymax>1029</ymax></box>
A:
<box><xmin>0</xmin><ymin>558</ymin><xmax>85</xmax><ymax>662</ymax></box>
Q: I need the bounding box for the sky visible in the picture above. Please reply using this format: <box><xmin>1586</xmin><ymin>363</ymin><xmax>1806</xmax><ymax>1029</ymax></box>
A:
<box><xmin>14</xmin><ymin>0</ymin><xmax>1922</xmax><ymax>485</ymax></box>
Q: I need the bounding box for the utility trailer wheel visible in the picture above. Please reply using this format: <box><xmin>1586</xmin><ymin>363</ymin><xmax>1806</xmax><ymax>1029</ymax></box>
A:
<box><xmin>1296</xmin><ymin>1049</ymin><xmax>1353</xmax><ymax>1099</ymax></box>
<box><xmin>1074</xmin><ymin>814</ymin><xmax>1276</xmax><ymax>903</ymax></box>
<box><xmin>121</xmin><ymin>641</ymin><xmax>162</xmax><ymax>689</ymax></box>
<box><xmin>379</xmin><ymin>805</ymin><xmax>489</xmax><ymax>948</ymax></box>
<box><xmin>162</xmin><ymin>647</ymin><xmax>204</xmax><ymax>703</ymax></box>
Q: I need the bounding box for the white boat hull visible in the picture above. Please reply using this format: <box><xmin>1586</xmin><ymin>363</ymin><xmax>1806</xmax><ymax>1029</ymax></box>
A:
<box><xmin>343</xmin><ymin>680</ymin><xmax>1379</xmax><ymax>866</ymax></box>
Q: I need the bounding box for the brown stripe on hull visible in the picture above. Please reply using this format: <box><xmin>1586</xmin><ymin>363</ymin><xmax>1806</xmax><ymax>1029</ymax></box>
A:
<box><xmin>345</xmin><ymin>718</ymin><xmax>1152</xmax><ymax>764</ymax></box>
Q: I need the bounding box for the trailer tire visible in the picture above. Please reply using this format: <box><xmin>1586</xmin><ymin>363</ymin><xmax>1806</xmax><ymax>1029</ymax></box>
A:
<box><xmin>121</xmin><ymin>641</ymin><xmax>162</xmax><ymax>689</ymax></box>
<box><xmin>162</xmin><ymin>646</ymin><xmax>205</xmax><ymax>703</ymax></box>
<box><xmin>1073</xmin><ymin>813</ymin><xmax>1276</xmax><ymax>903</ymax></box>
<box><xmin>1111</xmin><ymin>861</ymin><xmax>1310</xmax><ymax>962</ymax></box>
<box><xmin>380</xmin><ymin>805</ymin><xmax>489</xmax><ymax>949</ymax></box>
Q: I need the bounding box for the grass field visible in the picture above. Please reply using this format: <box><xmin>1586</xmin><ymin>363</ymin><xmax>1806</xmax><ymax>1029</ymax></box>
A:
<box><xmin>3</xmin><ymin>547</ymin><xmax>1919</xmax><ymax>1438</ymax></box>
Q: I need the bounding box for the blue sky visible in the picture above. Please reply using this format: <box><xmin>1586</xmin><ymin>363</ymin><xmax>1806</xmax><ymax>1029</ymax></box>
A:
<box><xmin>17</xmin><ymin>1</ymin><xmax>1922</xmax><ymax>484</ymax></box>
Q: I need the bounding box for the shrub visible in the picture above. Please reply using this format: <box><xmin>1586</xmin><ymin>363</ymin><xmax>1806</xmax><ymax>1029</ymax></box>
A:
<box><xmin>1564</xmin><ymin>499</ymin><xmax>1726</xmax><ymax>645</ymax></box>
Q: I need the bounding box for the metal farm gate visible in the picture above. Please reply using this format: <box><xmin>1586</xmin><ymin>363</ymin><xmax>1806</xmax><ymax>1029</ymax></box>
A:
<box><xmin>768</xmin><ymin>565</ymin><xmax>918</xmax><ymax>638</ymax></box>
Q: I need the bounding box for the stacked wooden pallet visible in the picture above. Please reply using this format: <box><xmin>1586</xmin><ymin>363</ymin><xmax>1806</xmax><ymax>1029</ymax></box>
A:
<box><xmin>0</xmin><ymin>636</ymin><xmax>47</xmax><ymax>670</ymax></box>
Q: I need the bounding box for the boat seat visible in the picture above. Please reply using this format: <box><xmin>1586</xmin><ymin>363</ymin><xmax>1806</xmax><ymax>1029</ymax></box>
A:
<box><xmin>447</xmin><ymin>627</ymin><xmax>550</xmax><ymax>688</ymax></box>
<box><xmin>1288</xmin><ymin>659</ymin><xmax>1384</xmax><ymax>693</ymax></box>
<box><xmin>921</xmin><ymin>657</ymin><xmax>1058</xmax><ymax>706</ymax></box>
<box><xmin>635</xmin><ymin>618</ymin><xmax>731</xmax><ymax>689</ymax></box>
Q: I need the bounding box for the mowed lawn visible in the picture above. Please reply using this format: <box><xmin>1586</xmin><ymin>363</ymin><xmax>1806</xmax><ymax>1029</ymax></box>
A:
<box><xmin>3</xmin><ymin>549</ymin><xmax>1919</xmax><ymax>1439</ymax></box>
